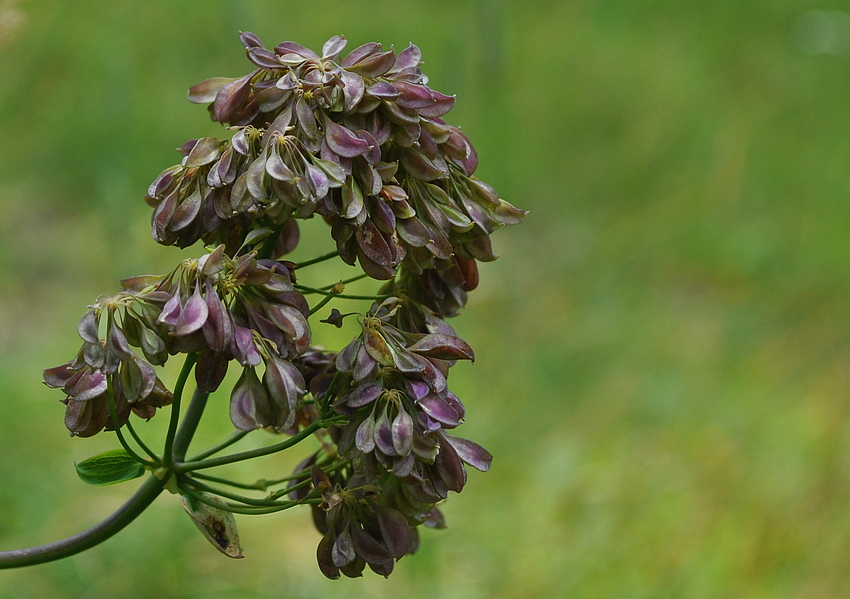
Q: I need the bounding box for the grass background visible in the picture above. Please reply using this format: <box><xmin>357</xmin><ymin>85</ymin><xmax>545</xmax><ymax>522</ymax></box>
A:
<box><xmin>2</xmin><ymin>0</ymin><xmax>850</xmax><ymax>596</ymax></box>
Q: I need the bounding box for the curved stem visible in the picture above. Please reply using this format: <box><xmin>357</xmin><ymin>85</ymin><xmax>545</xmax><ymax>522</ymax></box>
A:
<box><xmin>187</xmin><ymin>430</ymin><xmax>250</xmax><ymax>463</ymax></box>
<box><xmin>0</xmin><ymin>475</ymin><xmax>167</xmax><ymax>569</ymax></box>
<box><xmin>106</xmin><ymin>377</ymin><xmax>154</xmax><ymax>467</ymax></box>
<box><xmin>293</xmin><ymin>250</ymin><xmax>339</xmax><ymax>270</ymax></box>
<box><xmin>320</xmin><ymin>273</ymin><xmax>368</xmax><ymax>290</ymax></box>
<box><xmin>171</xmin><ymin>388</ymin><xmax>210</xmax><ymax>463</ymax></box>
<box><xmin>180</xmin><ymin>475</ymin><xmax>301</xmax><ymax>507</ymax></box>
<box><xmin>124</xmin><ymin>419</ymin><xmax>159</xmax><ymax>463</ymax></box>
<box><xmin>176</xmin><ymin>420</ymin><xmax>326</xmax><ymax>472</ymax></box>
<box><xmin>162</xmin><ymin>353</ymin><xmax>198</xmax><ymax>467</ymax></box>
<box><xmin>296</xmin><ymin>284</ymin><xmax>390</xmax><ymax>300</ymax></box>
<box><xmin>257</xmin><ymin>223</ymin><xmax>285</xmax><ymax>260</ymax></box>
<box><xmin>178</xmin><ymin>482</ymin><xmax>318</xmax><ymax>515</ymax></box>
<box><xmin>190</xmin><ymin>471</ymin><xmax>269</xmax><ymax>491</ymax></box>
<box><xmin>309</xmin><ymin>290</ymin><xmax>340</xmax><ymax>316</ymax></box>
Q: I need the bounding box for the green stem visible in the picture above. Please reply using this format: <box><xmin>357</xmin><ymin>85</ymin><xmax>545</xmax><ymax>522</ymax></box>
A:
<box><xmin>295</xmin><ymin>284</ymin><xmax>390</xmax><ymax>300</ymax></box>
<box><xmin>319</xmin><ymin>273</ymin><xmax>368</xmax><ymax>290</ymax></box>
<box><xmin>124</xmin><ymin>419</ymin><xmax>160</xmax><ymax>463</ymax></box>
<box><xmin>187</xmin><ymin>430</ymin><xmax>250</xmax><ymax>462</ymax></box>
<box><xmin>293</xmin><ymin>250</ymin><xmax>339</xmax><ymax>270</ymax></box>
<box><xmin>180</xmin><ymin>476</ymin><xmax>301</xmax><ymax>508</ymax></box>
<box><xmin>176</xmin><ymin>419</ymin><xmax>331</xmax><ymax>472</ymax></box>
<box><xmin>190</xmin><ymin>472</ymin><xmax>269</xmax><ymax>491</ymax></box>
<box><xmin>267</xmin><ymin>459</ymin><xmax>350</xmax><ymax>500</ymax></box>
<box><xmin>171</xmin><ymin>388</ymin><xmax>210</xmax><ymax>463</ymax></box>
<box><xmin>0</xmin><ymin>475</ymin><xmax>167</xmax><ymax>569</ymax></box>
<box><xmin>178</xmin><ymin>482</ymin><xmax>318</xmax><ymax>515</ymax></box>
<box><xmin>106</xmin><ymin>377</ymin><xmax>154</xmax><ymax>467</ymax></box>
<box><xmin>309</xmin><ymin>292</ymin><xmax>338</xmax><ymax>316</ymax></box>
<box><xmin>321</xmin><ymin>371</ymin><xmax>343</xmax><ymax>416</ymax></box>
<box><xmin>163</xmin><ymin>353</ymin><xmax>198</xmax><ymax>467</ymax></box>
<box><xmin>257</xmin><ymin>223</ymin><xmax>285</xmax><ymax>260</ymax></box>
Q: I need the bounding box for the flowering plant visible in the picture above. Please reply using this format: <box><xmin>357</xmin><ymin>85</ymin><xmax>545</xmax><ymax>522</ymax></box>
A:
<box><xmin>0</xmin><ymin>32</ymin><xmax>524</xmax><ymax>578</ymax></box>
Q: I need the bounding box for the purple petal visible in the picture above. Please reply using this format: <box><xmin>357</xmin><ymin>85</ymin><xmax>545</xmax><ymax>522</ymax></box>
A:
<box><xmin>355</xmin><ymin>220</ymin><xmax>394</xmax><ymax>268</ymax></box>
<box><xmin>322</xmin><ymin>35</ymin><xmax>348</xmax><ymax>60</ymax></box>
<box><xmin>274</xmin><ymin>41</ymin><xmax>319</xmax><ymax>59</ymax></box>
<box><xmin>202</xmin><ymin>278</ymin><xmax>231</xmax><ymax>352</ymax></box>
<box><xmin>175</xmin><ymin>284</ymin><xmax>209</xmax><ymax>337</ymax></box>
<box><xmin>374</xmin><ymin>408</ymin><xmax>397</xmax><ymax>456</ymax></box>
<box><xmin>263</xmin><ymin>356</ymin><xmax>306</xmax><ymax>414</ymax></box>
<box><xmin>335</xmin><ymin>338</ymin><xmax>361</xmax><ymax>373</ymax></box>
<box><xmin>265</xmin><ymin>151</ymin><xmax>296</xmax><ymax>182</ymax></box>
<box><xmin>296</xmin><ymin>96</ymin><xmax>320</xmax><ymax>140</ymax></box>
<box><xmin>344</xmin><ymin>48</ymin><xmax>396</xmax><ymax>77</ymax></box>
<box><xmin>352</xmin><ymin>345</ymin><xmax>377</xmax><ymax>381</ymax></box>
<box><xmin>73</xmin><ymin>369</ymin><xmax>107</xmax><ymax>402</ymax></box>
<box><xmin>323</xmin><ymin>115</ymin><xmax>370</xmax><ymax>158</ymax></box>
<box><xmin>231</xmin><ymin>128</ymin><xmax>250</xmax><ymax>155</ymax></box>
<box><xmin>376</xmin><ymin>507</ymin><xmax>412</xmax><ymax>558</ymax></box>
<box><xmin>418</xmin><ymin>89</ymin><xmax>455</xmax><ymax>118</ymax></box>
<box><xmin>239</xmin><ymin>31</ymin><xmax>264</xmax><ymax>49</ymax></box>
<box><xmin>77</xmin><ymin>310</ymin><xmax>99</xmax><ymax>344</ymax></box>
<box><xmin>355</xmin><ymin>415</ymin><xmax>377</xmax><ymax>453</ymax></box>
<box><xmin>317</xmin><ymin>533</ymin><xmax>340</xmax><ymax>580</ymax></box>
<box><xmin>188</xmin><ymin>77</ymin><xmax>236</xmax><ymax>104</ymax></box>
<box><xmin>169</xmin><ymin>189</ymin><xmax>202</xmax><ymax>231</ymax></box>
<box><xmin>212</xmin><ymin>72</ymin><xmax>254</xmax><ymax>123</ymax></box>
<box><xmin>247</xmin><ymin>47</ymin><xmax>283</xmax><ymax>70</ymax></box>
<box><xmin>441</xmin><ymin>433</ymin><xmax>492</xmax><ymax>472</ymax></box>
<box><xmin>404</xmin><ymin>380</ymin><xmax>430</xmax><ymax>401</ymax></box>
<box><xmin>366</xmin><ymin>81</ymin><xmax>399</xmax><ymax>99</ymax></box>
<box><xmin>264</xmin><ymin>303</ymin><xmax>311</xmax><ymax>355</ymax></box>
<box><xmin>391</xmin><ymin>452</ymin><xmax>415</xmax><ymax>477</ymax></box>
<box><xmin>157</xmin><ymin>288</ymin><xmax>182</xmax><ymax>327</ymax></box>
<box><xmin>305</xmin><ymin>162</ymin><xmax>330</xmax><ymax>198</ymax></box>
<box><xmin>391</xmin><ymin>409</ymin><xmax>413</xmax><ymax>455</ymax></box>
<box><xmin>231</xmin><ymin>324</ymin><xmax>262</xmax><ymax>367</ymax></box>
<box><xmin>341</xmin><ymin>71</ymin><xmax>365</xmax><ymax>113</ymax></box>
<box><xmin>347</xmin><ymin>381</ymin><xmax>382</xmax><ymax>408</ymax></box>
<box><xmin>229</xmin><ymin>367</ymin><xmax>271</xmax><ymax>430</ymax></box>
<box><xmin>407</xmin><ymin>333</ymin><xmax>475</xmax><ymax>361</ymax></box>
<box><xmin>43</xmin><ymin>362</ymin><xmax>78</xmax><ymax>389</ymax></box>
<box><xmin>362</xmin><ymin>327</ymin><xmax>394</xmax><ymax>366</ymax></box>
<box><xmin>352</xmin><ymin>526</ymin><xmax>393</xmax><ymax>567</ymax></box>
<box><xmin>184</xmin><ymin>137</ymin><xmax>223</xmax><ymax>168</ymax></box>
<box><xmin>393</xmin><ymin>81</ymin><xmax>435</xmax><ymax>110</ymax></box>
<box><xmin>396</xmin><ymin>216</ymin><xmax>431</xmax><ymax>248</ymax></box>
<box><xmin>401</xmin><ymin>147</ymin><xmax>447</xmax><ymax>181</ymax></box>
<box><xmin>392</xmin><ymin>44</ymin><xmax>422</xmax><ymax>72</ymax></box>
<box><xmin>341</xmin><ymin>42</ymin><xmax>381</xmax><ymax>67</ymax></box>
<box><xmin>435</xmin><ymin>435</ymin><xmax>467</xmax><ymax>492</ymax></box>
<box><xmin>332</xmin><ymin>528</ymin><xmax>356</xmax><ymax>567</ymax></box>
<box><xmin>341</xmin><ymin>176</ymin><xmax>364</xmax><ymax>219</ymax></box>
<box><xmin>418</xmin><ymin>394</ymin><xmax>461</xmax><ymax>427</ymax></box>
<box><xmin>195</xmin><ymin>350</ymin><xmax>229</xmax><ymax>393</ymax></box>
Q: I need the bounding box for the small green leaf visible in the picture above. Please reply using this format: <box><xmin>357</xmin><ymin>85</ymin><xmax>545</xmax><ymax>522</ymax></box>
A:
<box><xmin>180</xmin><ymin>492</ymin><xmax>244</xmax><ymax>558</ymax></box>
<box><xmin>75</xmin><ymin>449</ymin><xmax>146</xmax><ymax>486</ymax></box>
<box><xmin>238</xmin><ymin>227</ymin><xmax>273</xmax><ymax>253</ymax></box>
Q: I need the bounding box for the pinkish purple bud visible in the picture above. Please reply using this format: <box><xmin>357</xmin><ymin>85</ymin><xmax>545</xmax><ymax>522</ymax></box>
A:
<box><xmin>229</xmin><ymin>367</ymin><xmax>272</xmax><ymax>430</ymax></box>
<box><xmin>391</xmin><ymin>409</ymin><xmax>413</xmax><ymax>455</ymax></box>
<box><xmin>174</xmin><ymin>284</ymin><xmax>209</xmax><ymax>337</ymax></box>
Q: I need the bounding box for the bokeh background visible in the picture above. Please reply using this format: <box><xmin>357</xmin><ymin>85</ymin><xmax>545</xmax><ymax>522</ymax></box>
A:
<box><xmin>2</xmin><ymin>0</ymin><xmax>850</xmax><ymax>596</ymax></box>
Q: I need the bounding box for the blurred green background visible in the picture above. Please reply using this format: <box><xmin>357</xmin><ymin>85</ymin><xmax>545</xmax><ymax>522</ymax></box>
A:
<box><xmin>2</xmin><ymin>0</ymin><xmax>850</xmax><ymax>596</ymax></box>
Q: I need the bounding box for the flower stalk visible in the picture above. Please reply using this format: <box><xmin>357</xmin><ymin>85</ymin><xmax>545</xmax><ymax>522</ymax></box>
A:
<box><xmin>12</xmin><ymin>29</ymin><xmax>525</xmax><ymax>579</ymax></box>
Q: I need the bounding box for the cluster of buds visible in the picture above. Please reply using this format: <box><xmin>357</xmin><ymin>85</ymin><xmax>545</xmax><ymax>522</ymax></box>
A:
<box><xmin>46</xmin><ymin>246</ymin><xmax>313</xmax><ymax>435</ymax></box>
<box><xmin>147</xmin><ymin>32</ymin><xmax>524</xmax><ymax>294</ymax></box>
<box><xmin>43</xmin><ymin>32</ymin><xmax>524</xmax><ymax>580</ymax></box>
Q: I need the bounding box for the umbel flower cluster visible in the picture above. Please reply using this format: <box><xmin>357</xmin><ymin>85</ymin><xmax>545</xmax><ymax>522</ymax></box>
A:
<box><xmin>41</xmin><ymin>32</ymin><xmax>524</xmax><ymax>579</ymax></box>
